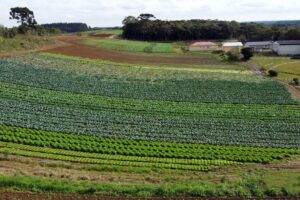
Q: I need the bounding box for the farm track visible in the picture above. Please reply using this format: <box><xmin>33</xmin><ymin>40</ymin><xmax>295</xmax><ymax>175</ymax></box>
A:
<box><xmin>275</xmin><ymin>78</ymin><xmax>300</xmax><ymax>101</ymax></box>
<box><xmin>44</xmin><ymin>36</ymin><xmax>222</xmax><ymax>66</ymax></box>
<box><xmin>1</xmin><ymin>192</ymin><xmax>299</xmax><ymax>200</ymax></box>
<box><xmin>249</xmin><ymin>66</ymin><xmax>300</xmax><ymax>101</ymax></box>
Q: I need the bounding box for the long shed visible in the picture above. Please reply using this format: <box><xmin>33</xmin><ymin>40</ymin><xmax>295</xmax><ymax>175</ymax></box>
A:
<box><xmin>189</xmin><ymin>42</ymin><xmax>219</xmax><ymax>51</ymax></box>
<box><xmin>272</xmin><ymin>40</ymin><xmax>300</xmax><ymax>55</ymax></box>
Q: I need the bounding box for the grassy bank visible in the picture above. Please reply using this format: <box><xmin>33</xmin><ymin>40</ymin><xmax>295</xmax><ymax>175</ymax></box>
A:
<box><xmin>0</xmin><ymin>35</ymin><xmax>54</xmax><ymax>52</ymax></box>
<box><xmin>0</xmin><ymin>174</ymin><xmax>297</xmax><ymax>197</ymax></box>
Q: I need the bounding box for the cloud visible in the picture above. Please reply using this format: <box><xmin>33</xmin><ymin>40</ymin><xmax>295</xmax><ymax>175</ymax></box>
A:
<box><xmin>0</xmin><ymin>0</ymin><xmax>299</xmax><ymax>27</ymax></box>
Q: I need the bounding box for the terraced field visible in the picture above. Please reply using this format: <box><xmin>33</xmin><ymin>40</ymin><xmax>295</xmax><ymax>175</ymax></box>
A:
<box><xmin>0</xmin><ymin>52</ymin><xmax>299</xmax><ymax>175</ymax></box>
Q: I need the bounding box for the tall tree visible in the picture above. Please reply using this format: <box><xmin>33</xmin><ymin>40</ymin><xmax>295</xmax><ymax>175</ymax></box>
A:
<box><xmin>138</xmin><ymin>14</ymin><xmax>156</xmax><ymax>21</ymax></box>
<box><xmin>122</xmin><ymin>16</ymin><xmax>137</xmax><ymax>25</ymax></box>
<box><xmin>10</xmin><ymin>7</ymin><xmax>37</xmax><ymax>27</ymax></box>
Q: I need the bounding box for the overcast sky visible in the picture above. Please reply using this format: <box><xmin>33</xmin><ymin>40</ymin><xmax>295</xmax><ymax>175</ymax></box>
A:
<box><xmin>1</xmin><ymin>0</ymin><xmax>300</xmax><ymax>27</ymax></box>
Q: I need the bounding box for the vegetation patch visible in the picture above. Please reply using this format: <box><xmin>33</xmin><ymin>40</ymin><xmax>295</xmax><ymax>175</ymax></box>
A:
<box><xmin>83</xmin><ymin>38</ymin><xmax>175</xmax><ymax>53</ymax></box>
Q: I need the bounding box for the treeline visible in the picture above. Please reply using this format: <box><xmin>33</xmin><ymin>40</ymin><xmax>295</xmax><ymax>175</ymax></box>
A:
<box><xmin>0</xmin><ymin>25</ymin><xmax>60</xmax><ymax>39</ymax></box>
<box><xmin>122</xmin><ymin>14</ymin><xmax>300</xmax><ymax>41</ymax></box>
<box><xmin>257</xmin><ymin>20</ymin><xmax>300</xmax><ymax>27</ymax></box>
<box><xmin>41</xmin><ymin>23</ymin><xmax>89</xmax><ymax>33</ymax></box>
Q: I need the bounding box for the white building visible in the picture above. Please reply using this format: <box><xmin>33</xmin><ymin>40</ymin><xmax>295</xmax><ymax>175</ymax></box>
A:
<box><xmin>245</xmin><ymin>41</ymin><xmax>273</xmax><ymax>52</ymax></box>
<box><xmin>272</xmin><ymin>40</ymin><xmax>300</xmax><ymax>56</ymax></box>
<box><xmin>222</xmin><ymin>42</ymin><xmax>243</xmax><ymax>51</ymax></box>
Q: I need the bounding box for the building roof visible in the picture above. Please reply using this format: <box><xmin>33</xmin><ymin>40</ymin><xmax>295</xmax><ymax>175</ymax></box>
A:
<box><xmin>276</xmin><ymin>40</ymin><xmax>300</xmax><ymax>45</ymax></box>
<box><xmin>223</xmin><ymin>42</ymin><xmax>243</xmax><ymax>47</ymax></box>
<box><xmin>190</xmin><ymin>42</ymin><xmax>218</xmax><ymax>47</ymax></box>
<box><xmin>245</xmin><ymin>41</ymin><xmax>273</xmax><ymax>46</ymax></box>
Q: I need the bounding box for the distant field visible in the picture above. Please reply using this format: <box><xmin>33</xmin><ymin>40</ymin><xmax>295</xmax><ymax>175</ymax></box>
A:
<box><xmin>83</xmin><ymin>38</ymin><xmax>176</xmax><ymax>53</ymax></box>
<box><xmin>249</xmin><ymin>56</ymin><xmax>300</xmax><ymax>80</ymax></box>
<box><xmin>82</xmin><ymin>29</ymin><xmax>122</xmax><ymax>36</ymax></box>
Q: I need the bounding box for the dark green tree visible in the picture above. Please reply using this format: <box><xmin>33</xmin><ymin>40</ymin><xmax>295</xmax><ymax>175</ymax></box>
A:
<box><xmin>122</xmin><ymin>16</ymin><xmax>137</xmax><ymax>25</ymax></box>
<box><xmin>9</xmin><ymin>7</ymin><xmax>37</xmax><ymax>27</ymax></box>
<box><xmin>241</xmin><ymin>47</ymin><xmax>254</xmax><ymax>61</ymax></box>
<box><xmin>138</xmin><ymin>13</ymin><xmax>156</xmax><ymax>21</ymax></box>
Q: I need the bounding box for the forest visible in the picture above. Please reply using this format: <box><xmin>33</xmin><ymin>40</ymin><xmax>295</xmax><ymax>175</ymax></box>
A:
<box><xmin>122</xmin><ymin>14</ymin><xmax>300</xmax><ymax>41</ymax></box>
<box><xmin>41</xmin><ymin>23</ymin><xmax>89</xmax><ymax>33</ymax></box>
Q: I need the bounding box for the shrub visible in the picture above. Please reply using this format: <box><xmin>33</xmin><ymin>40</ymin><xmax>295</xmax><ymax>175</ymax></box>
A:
<box><xmin>3</xmin><ymin>28</ymin><xmax>18</xmax><ymax>38</ymax></box>
<box><xmin>241</xmin><ymin>47</ymin><xmax>253</xmax><ymax>61</ymax></box>
<box><xmin>226</xmin><ymin>49</ymin><xmax>240</xmax><ymax>61</ymax></box>
<box><xmin>268</xmin><ymin>70</ymin><xmax>278</xmax><ymax>77</ymax></box>
<box><xmin>292</xmin><ymin>78</ymin><xmax>299</xmax><ymax>85</ymax></box>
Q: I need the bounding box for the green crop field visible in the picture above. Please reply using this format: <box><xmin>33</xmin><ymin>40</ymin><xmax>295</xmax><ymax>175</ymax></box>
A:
<box><xmin>83</xmin><ymin>38</ymin><xmax>176</xmax><ymax>53</ymax></box>
<box><xmin>0</xmin><ymin>52</ymin><xmax>300</xmax><ymax>197</ymax></box>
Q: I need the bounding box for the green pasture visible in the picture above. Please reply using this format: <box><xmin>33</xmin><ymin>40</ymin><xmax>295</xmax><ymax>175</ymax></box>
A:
<box><xmin>83</xmin><ymin>38</ymin><xmax>176</xmax><ymax>53</ymax></box>
<box><xmin>248</xmin><ymin>56</ymin><xmax>300</xmax><ymax>80</ymax></box>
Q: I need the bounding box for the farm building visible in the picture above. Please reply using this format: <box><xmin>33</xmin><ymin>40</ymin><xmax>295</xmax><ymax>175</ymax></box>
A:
<box><xmin>245</xmin><ymin>41</ymin><xmax>273</xmax><ymax>52</ymax></box>
<box><xmin>189</xmin><ymin>42</ymin><xmax>218</xmax><ymax>51</ymax></box>
<box><xmin>222</xmin><ymin>42</ymin><xmax>243</xmax><ymax>51</ymax></box>
<box><xmin>272</xmin><ymin>40</ymin><xmax>300</xmax><ymax>55</ymax></box>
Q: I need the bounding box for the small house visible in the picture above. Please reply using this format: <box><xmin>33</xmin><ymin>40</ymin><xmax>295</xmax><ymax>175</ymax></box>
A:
<box><xmin>222</xmin><ymin>42</ymin><xmax>243</xmax><ymax>51</ymax></box>
<box><xmin>189</xmin><ymin>42</ymin><xmax>219</xmax><ymax>51</ymax></box>
<box><xmin>272</xmin><ymin>40</ymin><xmax>300</xmax><ymax>56</ymax></box>
<box><xmin>245</xmin><ymin>41</ymin><xmax>273</xmax><ymax>52</ymax></box>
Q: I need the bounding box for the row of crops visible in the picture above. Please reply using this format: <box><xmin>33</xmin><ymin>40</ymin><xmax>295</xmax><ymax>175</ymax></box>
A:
<box><xmin>0</xmin><ymin>53</ymin><xmax>299</xmax><ymax>171</ymax></box>
<box><xmin>1</xmin><ymin>81</ymin><xmax>299</xmax><ymax>122</ymax></box>
<box><xmin>0</xmin><ymin>59</ymin><xmax>296</xmax><ymax>104</ymax></box>
<box><xmin>0</xmin><ymin>125</ymin><xmax>299</xmax><ymax>170</ymax></box>
<box><xmin>1</xmin><ymin>97</ymin><xmax>300</xmax><ymax>148</ymax></box>
<box><xmin>6</xmin><ymin>54</ymin><xmax>254</xmax><ymax>81</ymax></box>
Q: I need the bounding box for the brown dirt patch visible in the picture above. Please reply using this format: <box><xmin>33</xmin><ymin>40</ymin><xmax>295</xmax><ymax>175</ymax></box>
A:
<box><xmin>44</xmin><ymin>36</ymin><xmax>222</xmax><ymax>66</ymax></box>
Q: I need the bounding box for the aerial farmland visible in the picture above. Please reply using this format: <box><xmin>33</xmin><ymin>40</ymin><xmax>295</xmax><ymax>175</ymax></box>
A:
<box><xmin>0</xmin><ymin>1</ymin><xmax>300</xmax><ymax>200</ymax></box>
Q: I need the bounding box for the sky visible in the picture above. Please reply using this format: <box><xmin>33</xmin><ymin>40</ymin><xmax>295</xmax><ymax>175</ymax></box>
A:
<box><xmin>1</xmin><ymin>0</ymin><xmax>300</xmax><ymax>27</ymax></box>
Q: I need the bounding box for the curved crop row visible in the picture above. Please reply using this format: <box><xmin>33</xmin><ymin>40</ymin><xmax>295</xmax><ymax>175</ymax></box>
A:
<box><xmin>0</xmin><ymin>60</ymin><xmax>296</xmax><ymax>104</ymax></box>
<box><xmin>0</xmin><ymin>125</ymin><xmax>298</xmax><ymax>164</ymax></box>
<box><xmin>0</xmin><ymin>98</ymin><xmax>299</xmax><ymax>149</ymax></box>
<box><xmin>1</xmin><ymin>82</ymin><xmax>299</xmax><ymax>122</ymax></box>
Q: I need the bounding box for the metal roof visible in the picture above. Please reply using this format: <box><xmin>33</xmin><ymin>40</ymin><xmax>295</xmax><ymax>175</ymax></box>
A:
<box><xmin>222</xmin><ymin>42</ymin><xmax>243</xmax><ymax>47</ymax></box>
<box><xmin>245</xmin><ymin>41</ymin><xmax>273</xmax><ymax>46</ymax></box>
<box><xmin>276</xmin><ymin>40</ymin><xmax>300</xmax><ymax>45</ymax></box>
